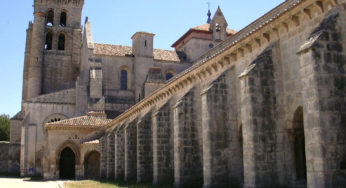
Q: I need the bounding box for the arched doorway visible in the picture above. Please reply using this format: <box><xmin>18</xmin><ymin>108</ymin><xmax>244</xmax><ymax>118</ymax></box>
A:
<box><xmin>292</xmin><ymin>107</ymin><xmax>307</xmax><ymax>181</ymax></box>
<box><xmin>84</xmin><ymin>151</ymin><xmax>100</xmax><ymax>179</ymax></box>
<box><xmin>59</xmin><ymin>147</ymin><xmax>76</xmax><ymax>179</ymax></box>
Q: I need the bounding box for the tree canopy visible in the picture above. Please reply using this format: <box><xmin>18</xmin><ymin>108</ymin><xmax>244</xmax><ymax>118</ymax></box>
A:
<box><xmin>0</xmin><ymin>114</ymin><xmax>10</xmax><ymax>141</ymax></box>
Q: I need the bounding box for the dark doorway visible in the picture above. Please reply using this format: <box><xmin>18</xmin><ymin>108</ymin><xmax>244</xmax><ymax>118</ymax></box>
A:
<box><xmin>59</xmin><ymin>147</ymin><xmax>75</xmax><ymax>179</ymax></box>
<box><xmin>84</xmin><ymin>151</ymin><xmax>100</xmax><ymax>179</ymax></box>
<box><xmin>293</xmin><ymin>107</ymin><xmax>307</xmax><ymax>181</ymax></box>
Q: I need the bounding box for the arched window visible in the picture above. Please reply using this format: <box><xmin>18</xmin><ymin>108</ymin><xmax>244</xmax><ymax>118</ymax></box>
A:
<box><xmin>46</xmin><ymin>10</ymin><xmax>54</xmax><ymax>26</ymax></box>
<box><xmin>58</xmin><ymin>34</ymin><xmax>65</xmax><ymax>51</ymax></box>
<box><xmin>166</xmin><ymin>72</ymin><xmax>174</xmax><ymax>80</ymax></box>
<box><xmin>120</xmin><ymin>70</ymin><xmax>128</xmax><ymax>90</ymax></box>
<box><xmin>60</xmin><ymin>11</ymin><xmax>67</xmax><ymax>27</ymax></box>
<box><xmin>292</xmin><ymin>106</ymin><xmax>307</xmax><ymax>181</ymax></box>
<box><xmin>45</xmin><ymin>32</ymin><xmax>53</xmax><ymax>50</ymax></box>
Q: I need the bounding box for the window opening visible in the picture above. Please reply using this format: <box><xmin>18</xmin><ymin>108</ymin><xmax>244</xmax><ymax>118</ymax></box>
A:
<box><xmin>46</xmin><ymin>10</ymin><xmax>54</xmax><ymax>26</ymax></box>
<box><xmin>166</xmin><ymin>73</ymin><xmax>174</xmax><ymax>80</ymax></box>
<box><xmin>216</xmin><ymin>23</ymin><xmax>221</xmax><ymax>32</ymax></box>
<box><xmin>45</xmin><ymin>32</ymin><xmax>53</xmax><ymax>50</ymax></box>
<box><xmin>60</xmin><ymin>12</ymin><xmax>67</xmax><ymax>27</ymax></box>
<box><xmin>120</xmin><ymin>70</ymin><xmax>128</xmax><ymax>90</ymax></box>
<box><xmin>58</xmin><ymin>34</ymin><xmax>65</xmax><ymax>50</ymax></box>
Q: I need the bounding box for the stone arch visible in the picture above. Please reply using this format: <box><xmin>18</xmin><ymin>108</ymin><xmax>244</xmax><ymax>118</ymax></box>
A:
<box><xmin>58</xmin><ymin>33</ymin><xmax>66</xmax><ymax>50</ymax></box>
<box><xmin>84</xmin><ymin>150</ymin><xmax>100</xmax><ymax>179</ymax></box>
<box><xmin>291</xmin><ymin>106</ymin><xmax>307</xmax><ymax>181</ymax></box>
<box><xmin>43</xmin><ymin>113</ymin><xmax>68</xmax><ymax>124</ymax></box>
<box><xmin>43</xmin><ymin>113</ymin><xmax>68</xmax><ymax>131</ymax></box>
<box><xmin>56</xmin><ymin>140</ymin><xmax>81</xmax><ymax>169</ymax></box>
<box><xmin>46</xmin><ymin>9</ymin><xmax>54</xmax><ymax>26</ymax></box>
<box><xmin>59</xmin><ymin>10</ymin><xmax>67</xmax><ymax>26</ymax></box>
<box><xmin>165</xmin><ymin>69</ymin><xmax>176</xmax><ymax>81</ymax></box>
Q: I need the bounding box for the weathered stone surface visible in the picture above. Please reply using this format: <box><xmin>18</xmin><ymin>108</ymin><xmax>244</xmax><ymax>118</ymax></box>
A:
<box><xmin>114</xmin><ymin>127</ymin><xmax>125</xmax><ymax>180</ymax></box>
<box><xmin>124</xmin><ymin>121</ymin><xmax>137</xmax><ymax>181</ymax></box>
<box><xmin>136</xmin><ymin>113</ymin><xmax>153</xmax><ymax>183</ymax></box>
<box><xmin>152</xmin><ymin>103</ymin><xmax>173</xmax><ymax>185</ymax></box>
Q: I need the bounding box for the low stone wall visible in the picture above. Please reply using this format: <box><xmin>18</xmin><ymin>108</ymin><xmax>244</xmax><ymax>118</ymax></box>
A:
<box><xmin>0</xmin><ymin>142</ymin><xmax>10</xmax><ymax>173</ymax></box>
<box><xmin>0</xmin><ymin>141</ymin><xmax>20</xmax><ymax>174</ymax></box>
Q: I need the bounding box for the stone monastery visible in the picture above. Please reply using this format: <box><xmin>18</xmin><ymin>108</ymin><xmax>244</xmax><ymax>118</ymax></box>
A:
<box><xmin>0</xmin><ymin>0</ymin><xmax>345</xmax><ymax>187</ymax></box>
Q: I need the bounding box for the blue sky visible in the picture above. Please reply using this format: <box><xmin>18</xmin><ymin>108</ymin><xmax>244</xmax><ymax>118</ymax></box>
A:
<box><xmin>0</xmin><ymin>0</ymin><xmax>284</xmax><ymax>117</ymax></box>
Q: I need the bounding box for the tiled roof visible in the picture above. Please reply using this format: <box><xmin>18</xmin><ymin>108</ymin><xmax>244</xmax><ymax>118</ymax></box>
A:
<box><xmin>153</xmin><ymin>49</ymin><xmax>180</xmax><ymax>62</ymax></box>
<box><xmin>94</xmin><ymin>43</ymin><xmax>132</xmax><ymax>57</ymax></box>
<box><xmin>93</xmin><ymin>43</ymin><xmax>180</xmax><ymax>62</ymax></box>
<box><xmin>193</xmin><ymin>23</ymin><xmax>237</xmax><ymax>35</ymax></box>
<box><xmin>46</xmin><ymin>111</ymin><xmax>111</xmax><ymax>129</ymax></box>
<box><xmin>11</xmin><ymin>111</ymin><xmax>24</xmax><ymax>120</ymax></box>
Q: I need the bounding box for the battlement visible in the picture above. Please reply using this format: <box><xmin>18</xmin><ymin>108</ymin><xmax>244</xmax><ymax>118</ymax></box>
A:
<box><xmin>34</xmin><ymin>0</ymin><xmax>84</xmax><ymax>7</ymax></box>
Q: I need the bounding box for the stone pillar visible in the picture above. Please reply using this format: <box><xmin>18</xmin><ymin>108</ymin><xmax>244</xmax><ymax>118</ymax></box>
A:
<box><xmin>114</xmin><ymin>127</ymin><xmax>125</xmax><ymax>180</ymax></box>
<box><xmin>136</xmin><ymin>114</ymin><xmax>153</xmax><ymax>183</ymax></box>
<box><xmin>173</xmin><ymin>89</ymin><xmax>203</xmax><ymax>188</ymax></box>
<box><xmin>124</xmin><ymin>121</ymin><xmax>137</xmax><ymax>181</ymax></box>
<box><xmin>201</xmin><ymin>71</ymin><xmax>241</xmax><ymax>188</ymax></box>
<box><xmin>152</xmin><ymin>104</ymin><xmax>173</xmax><ymax>185</ymax></box>
<box><xmin>239</xmin><ymin>48</ymin><xmax>278</xmax><ymax>188</ymax></box>
<box><xmin>298</xmin><ymin>9</ymin><xmax>346</xmax><ymax>187</ymax></box>
<box><xmin>100</xmin><ymin>135</ymin><xmax>108</xmax><ymax>179</ymax></box>
<box><xmin>106</xmin><ymin>132</ymin><xmax>115</xmax><ymax>180</ymax></box>
<box><xmin>27</xmin><ymin>12</ymin><xmax>45</xmax><ymax>99</ymax></box>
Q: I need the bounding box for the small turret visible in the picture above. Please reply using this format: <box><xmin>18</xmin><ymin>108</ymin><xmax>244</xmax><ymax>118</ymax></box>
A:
<box><xmin>209</xmin><ymin>6</ymin><xmax>228</xmax><ymax>42</ymax></box>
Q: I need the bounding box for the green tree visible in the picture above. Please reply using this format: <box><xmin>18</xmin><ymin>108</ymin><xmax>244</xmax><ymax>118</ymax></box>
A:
<box><xmin>0</xmin><ymin>114</ymin><xmax>10</xmax><ymax>141</ymax></box>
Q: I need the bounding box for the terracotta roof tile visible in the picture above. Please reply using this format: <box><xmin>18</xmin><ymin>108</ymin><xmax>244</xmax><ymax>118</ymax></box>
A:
<box><xmin>93</xmin><ymin>43</ymin><xmax>180</xmax><ymax>62</ymax></box>
<box><xmin>153</xmin><ymin>49</ymin><xmax>180</xmax><ymax>62</ymax></box>
<box><xmin>193</xmin><ymin>23</ymin><xmax>237</xmax><ymax>35</ymax></box>
<box><xmin>46</xmin><ymin>112</ymin><xmax>111</xmax><ymax>129</ymax></box>
<box><xmin>94</xmin><ymin>43</ymin><xmax>132</xmax><ymax>57</ymax></box>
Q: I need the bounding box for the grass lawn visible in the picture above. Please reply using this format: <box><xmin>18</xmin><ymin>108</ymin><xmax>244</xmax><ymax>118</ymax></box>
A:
<box><xmin>63</xmin><ymin>180</ymin><xmax>173</xmax><ymax>188</ymax></box>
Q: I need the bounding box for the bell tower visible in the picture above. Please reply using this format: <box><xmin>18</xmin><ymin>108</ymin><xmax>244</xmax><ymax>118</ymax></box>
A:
<box><xmin>209</xmin><ymin>6</ymin><xmax>228</xmax><ymax>43</ymax></box>
<box><xmin>23</xmin><ymin>0</ymin><xmax>84</xmax><ymax>101</ymax></box>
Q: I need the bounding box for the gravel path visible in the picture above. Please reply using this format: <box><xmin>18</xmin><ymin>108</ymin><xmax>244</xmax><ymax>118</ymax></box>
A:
<box><xmin>0</xmin><ymin>177</ymin><xmax>61</xmax><ymax>188</ymax></box>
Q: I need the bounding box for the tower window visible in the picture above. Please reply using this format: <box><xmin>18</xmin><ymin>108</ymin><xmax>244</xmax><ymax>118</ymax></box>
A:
<box><xmin>58</xmin><ymin>34</ymin><xmax>65</xmax><ymax>51</ymax></box>
<box><xmin>120</xmin><ymin>70</ymin><xmax>128</xmax><ymax>90</ymax></box>
<box><xmin>145</xmin><ymin>40</ymin><xmax>147</xmax><ymax>47</ymax></box>
<box><xmin>60</xmin><ymin>12</ymin><xmax>67</xmax><ymax>27</ymax></box>
<box><xmin>45</xmin><ymin>32</ymin><xmax>53</xmax><ymax>50</ymax></box>
<box><xmin>215</xmin><ymin>23</ymin><xmax>221</xmax><ymax>32</ymax></box>
<box><xmin>46</xmin><ymin>10</ymin><xmax>54</xmax><ymax>26</ymax></box>
<box><xmin>166</xmin><ymin>73</ymin><xmax>173</xmax><ymax>80</ymax></box>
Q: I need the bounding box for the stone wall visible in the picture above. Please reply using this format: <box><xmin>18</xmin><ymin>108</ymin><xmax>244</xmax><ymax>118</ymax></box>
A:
<box><xmin>0</xmin><ymin>142</ymin><xmax>10</xmax><ymax>173</ymax></box>
<box><xmin>0</xmin><ymin>142</ymin><xmax>20</xmax><ymax>174</ymax></box>
<box><xmin>298</xmin><ymin>8</ymin><xmax>346</xmax><ymax>187</ymax></box>
<box><xmin>114</xmin><ymin>127</ymin><xmax>125</xmax><ymax>180</ymax></box>
<box><xmin>96</xmin><ymin>1</ymin><xmax>346</xmax><ymax>187</ymax></box>
<box><xmin>137</xmin><ymin>113</ymin><xmax>153</xmax><ymax>183</ymax></box>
